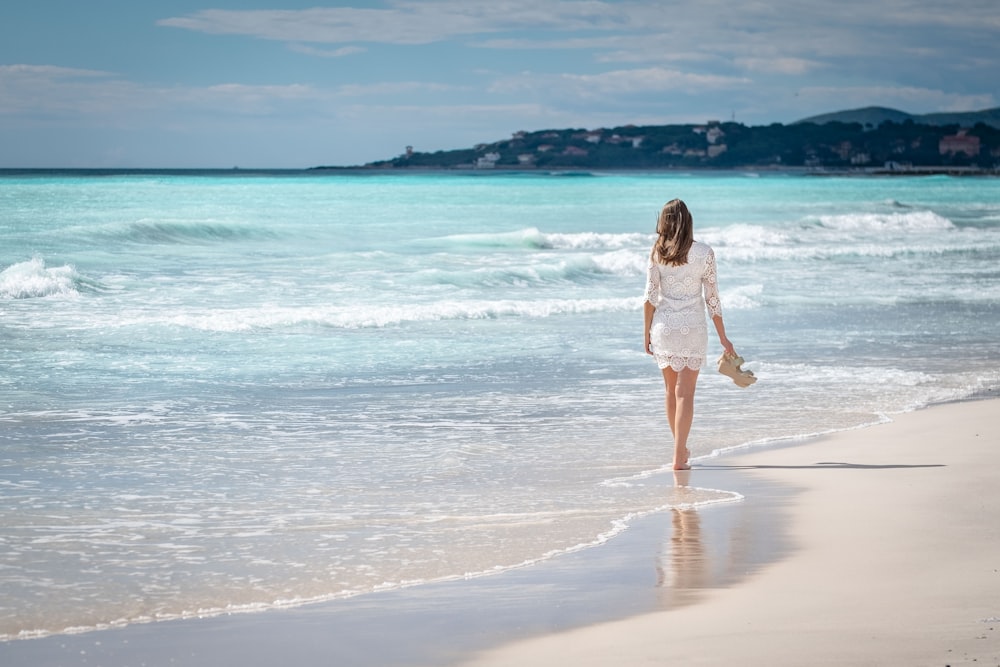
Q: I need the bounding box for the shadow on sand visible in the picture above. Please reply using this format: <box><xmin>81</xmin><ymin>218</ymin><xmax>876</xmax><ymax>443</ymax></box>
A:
<box><xmin>699</xmin><ymin>462</ymin><xmax>945</xmax><ymax>470</ymax></box>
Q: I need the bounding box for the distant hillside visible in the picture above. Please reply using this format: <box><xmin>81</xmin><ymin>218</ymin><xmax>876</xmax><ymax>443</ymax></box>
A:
<box><xmin>316</xmin><ymin>107</ymin><xmax>1000</xmax><ymax>172</ymax></box>
<box><xmin>797</xmin><ymin>106</ymin><xmax>1000</xmax><ymax>129</ymax></box>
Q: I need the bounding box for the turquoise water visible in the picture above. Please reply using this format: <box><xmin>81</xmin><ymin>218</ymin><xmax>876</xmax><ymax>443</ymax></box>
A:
<box><xmin>1</xmin><ymin>169</ymin><xmax>998</xmax><ymax>639</ymax></box>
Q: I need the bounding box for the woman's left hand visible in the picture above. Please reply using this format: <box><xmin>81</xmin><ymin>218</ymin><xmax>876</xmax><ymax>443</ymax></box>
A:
<box><xmin>720</xmin><ymin>336</ymin><xmax>735</xmax><ymax>357</ymax></box>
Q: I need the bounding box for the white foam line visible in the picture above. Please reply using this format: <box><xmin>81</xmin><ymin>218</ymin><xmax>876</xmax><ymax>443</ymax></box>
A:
<box><xmin>1</xmin><ymin>487</ymin><xmax>744</xmax><ymax>643</ymax></box>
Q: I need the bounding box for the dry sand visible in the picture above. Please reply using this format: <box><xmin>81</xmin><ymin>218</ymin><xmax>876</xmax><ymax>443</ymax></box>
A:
<box><xmin>461</xmin><ymin>398</ymin><xmax>1000</xmax><ymax>667</ymax></box>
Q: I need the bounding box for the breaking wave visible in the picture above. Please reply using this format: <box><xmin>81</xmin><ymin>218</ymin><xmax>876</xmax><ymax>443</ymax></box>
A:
<box><xmin>0</xmin><ymin>258</ymin><xmax>89</xmax><ymax>299</ymax></box>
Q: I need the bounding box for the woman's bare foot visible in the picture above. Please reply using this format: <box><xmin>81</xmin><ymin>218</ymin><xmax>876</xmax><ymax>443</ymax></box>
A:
<box><xmin>673</xmin><ymin>445</ymin><xmax>690</xmax><ymax>471</ymax></box>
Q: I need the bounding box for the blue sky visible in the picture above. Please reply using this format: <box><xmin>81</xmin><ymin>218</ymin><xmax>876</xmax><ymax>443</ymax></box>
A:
<box><xmin>1</xmin><ymin>0</ymin><xmax>998</xmax><ymax>168</ymax></box>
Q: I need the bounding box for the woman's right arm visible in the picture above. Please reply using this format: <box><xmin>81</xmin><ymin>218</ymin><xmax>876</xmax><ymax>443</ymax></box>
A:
<box><xmin>644</xmin><ymin>301</ymin><xmax>655</xmax><ymax>355</ymax></box>
<box><xmin>644</xmin><ymin>260</ymin><xmax>659</xmax><ymax>355</ymax></box>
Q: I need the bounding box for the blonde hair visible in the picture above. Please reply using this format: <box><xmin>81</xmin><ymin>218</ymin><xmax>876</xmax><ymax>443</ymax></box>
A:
<box><xmin>651</xmin><ymin>199</ymin><xmax>693</xmax><ymax>265</ymax></box>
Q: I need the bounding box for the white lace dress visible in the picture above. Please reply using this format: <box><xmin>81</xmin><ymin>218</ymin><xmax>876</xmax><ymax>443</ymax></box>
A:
<box><xmin>644</xmin><ymin>241</ymin><xmax>723</xmax><ymax>371</ymax></box>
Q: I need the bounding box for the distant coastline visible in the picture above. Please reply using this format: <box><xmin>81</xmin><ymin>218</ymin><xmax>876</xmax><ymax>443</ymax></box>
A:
<box><xmin>316</xmin><ymin>105</ymin><xmax>1000</xmax><ymax>174</ymax></box>
<box><xmin>310</xmin><ymin>165</ymin><xmax>1000</xmax><ymax>177</ymax></box>
<box><xmin>2</xmin><ymin>165</ymin><xmax>996</xmax><ymax>178</ymax></box>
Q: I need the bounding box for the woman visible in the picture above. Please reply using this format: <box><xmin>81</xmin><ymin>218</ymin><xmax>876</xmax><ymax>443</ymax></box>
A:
<box><xmin>644</xmin><ymin>199</ymin><xmax>735</xmax><ymax>470</ymax></box>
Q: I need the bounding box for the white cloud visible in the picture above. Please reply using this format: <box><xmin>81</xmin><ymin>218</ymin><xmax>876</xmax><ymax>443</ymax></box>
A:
<box><xmin>154</xmin><ymin>0</ymin><xmax>1000</xmax><ymax>68</ymax></box>
<box><xmin>288</xmin><ymin>44</ymin><xmax>367</xmax><ymax>58</ymax></box>
<box><xmin>184</xmin><ymin>83</ymin><xmax>324</xmax><ymax>115</ymax></box>
<box><xmin>734</xmin><ymin>57</ymin><xmax>821</xmax><ymax>75</ymax></box>
<box><xmin>490</xmin><ymin>67</ymin><xmax>750</xmax><ymax>99</ymax></box>
<box><xmin>0</xmin><ymin>64</ymin><xmax>313</xmax><ymax>118</ymax></box>
<box><xmin>335</xmin><ymin>81</ymin><xmax>459</xmax><ymax>97</ymax></box>
<box><xmin>0</xmin><ymin>64</ymin><xmax>111</xmax><ymax>78</ymax></box>
<box><xmin>474</xmin><ymin>35</ymin><xmax>635</xmax><ymax>51</ymax></box>
<box><xmin>166</xmin><ymin>0</ymin><xmax>996</xmax><ymax>50</ymax></box>
<box><xmin>0</xmin><ymin>63</ymin><xmax>466</xmax><ymax>121</ymax></box>
<box><xmin>879</xmin><ymin>3</ymin><xmax>1000</xmax><ymax>31</ymax></box>
<box><xmin>336</xmin><ymin>101</ymin><xmax>553</xmax><ymax>122</ymax></box>
<box><xmin>157</xmin><ymin>1</ymin><xmax>626</xmax><ymax>45</ymax></box>
<box><xmin>0</xmin><ymin>64</ymin><xmax>147</xmax><ymax>116</ymax></box>
<box><xmin>153</xmin><ymin>0</ymin><xmax>1000</xmax><ymax>118</ymax></box>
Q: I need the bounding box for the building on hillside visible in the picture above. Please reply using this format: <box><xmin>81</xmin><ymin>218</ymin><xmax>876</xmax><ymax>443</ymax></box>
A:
<box><xmin>476</xmin><ymin>152</ymin><xmax>500</xmax><ymax>168</ymax></box>
<box><xmin>707</xmin><ymin>144</ymin><xmax>728</xmax><ymax>158</ymax></box>
<box><xmin>706</xmin><ymin>127</ymin><xmax>725</xmax><ymax>144</ymax></box>
<box><xmin>939</xmin><ymin>130</ymin><xmax>981</xmax><ymax>157</ymax></box>
<box><xmin>606</xmin><ymin>134</ymin><xmax>645</xmax><ymax>148</ymax></box>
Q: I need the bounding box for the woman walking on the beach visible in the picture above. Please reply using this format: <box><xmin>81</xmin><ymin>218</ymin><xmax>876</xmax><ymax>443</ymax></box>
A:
<box><xmin>644</xmin><ymin>199</ymin><xmax>735</xmax><ymax>470</ymax></box>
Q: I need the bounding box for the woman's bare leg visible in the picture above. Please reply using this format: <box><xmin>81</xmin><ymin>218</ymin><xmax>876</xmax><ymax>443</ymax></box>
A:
<box><xmin>662</xmin><ymin>367</ymin><xmax>678</xmax><ymax>441</ymax></box>
<box><xmin>661</xmin><ymin>366</ymin><xmax>700</xmax><ymax>470</ymax></box>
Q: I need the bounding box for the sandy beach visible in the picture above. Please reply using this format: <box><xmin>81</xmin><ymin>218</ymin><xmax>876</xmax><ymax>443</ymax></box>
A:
<box><xmin>2</xmin><ymin>397</ymin><xmax>997</xmax><ymax>667</ymax></box>
<box><xmin>464</xmin><ymin>397</ymin><xmax>1000</xmax><ymax>667</ymax></box>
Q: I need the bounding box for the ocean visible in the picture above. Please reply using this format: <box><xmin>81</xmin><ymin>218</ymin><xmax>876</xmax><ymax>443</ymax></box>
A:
<box><xmin>1</xmin><ymin>169</ymin><xmax>997</xmax><ymax>640</ymax></box>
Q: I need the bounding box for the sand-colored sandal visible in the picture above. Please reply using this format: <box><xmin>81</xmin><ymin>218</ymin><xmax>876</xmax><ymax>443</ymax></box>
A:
<box><xmin>717</xmin><ymin>351</ymin><xmax>757</xmax><ymax>387</ymax></box>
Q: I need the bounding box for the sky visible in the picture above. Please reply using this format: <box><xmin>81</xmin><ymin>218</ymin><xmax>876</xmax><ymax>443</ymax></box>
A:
<box><xmin>1</xmin><ymin>0</ymin><xmax>998</xmax><ymax>168</ymax></box>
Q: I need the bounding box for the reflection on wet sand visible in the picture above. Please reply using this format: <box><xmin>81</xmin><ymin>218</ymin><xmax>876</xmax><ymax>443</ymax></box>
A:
<box><xmin>656</xmin><ymin>469</ymin><xmax>775</xmax><ymax>608</ymax></box>
<box><xmin>656</xmin><ymin>471</ymin><xmax>706</xmax><ymax>606</ymax></box>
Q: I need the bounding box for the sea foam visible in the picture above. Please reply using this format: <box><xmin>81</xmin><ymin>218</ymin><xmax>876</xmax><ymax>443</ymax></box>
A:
<box><xmin>0</xmin><ymin>258</ymin><xmax>80</xmax><ymax>299</ymax></box>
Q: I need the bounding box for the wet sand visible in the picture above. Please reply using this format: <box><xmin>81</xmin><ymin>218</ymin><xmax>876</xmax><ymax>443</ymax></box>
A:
<box><xmin>2</xmin><ymin>398</ymin><xmax>997</xmax><ymax>666</ymax></box>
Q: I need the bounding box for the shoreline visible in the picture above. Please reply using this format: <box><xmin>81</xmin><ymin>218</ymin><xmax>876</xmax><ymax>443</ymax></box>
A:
<box><xmin>3</xmin><ymin>166</ymin><xmax>999</xmax><ymax>177</ymax></box>
<box><xmin>0</xmin><ymin>465</ymin><xmax>792</xmax><ymax>666</ymax></box>
<box><xmin>2</xmin><ymin>397</ymin><xmax>997</xmax><ymax>666</ymax></box>
<box><xmin>463</xmin><ymin>396</ymin><xmax>1000</xmax><ymax>667</ymax></box>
